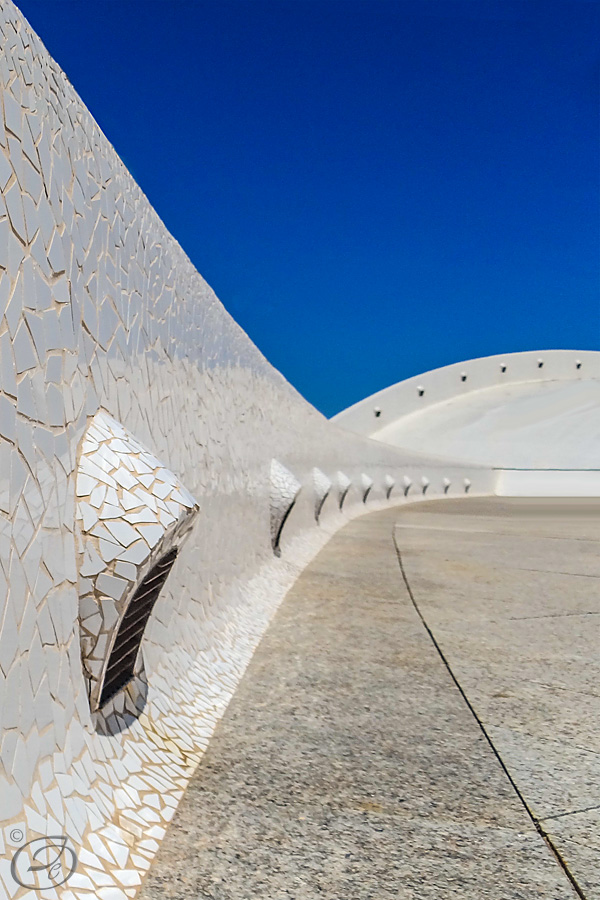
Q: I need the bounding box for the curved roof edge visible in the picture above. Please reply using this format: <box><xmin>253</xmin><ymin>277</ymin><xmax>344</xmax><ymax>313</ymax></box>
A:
<box><xmin>332</xmin><ymin>349</ymin><xmax>600</xmax><ymax>438</ymax></box>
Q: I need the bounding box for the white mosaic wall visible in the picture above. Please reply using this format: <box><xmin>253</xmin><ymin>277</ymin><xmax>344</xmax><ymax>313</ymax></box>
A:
<box><xmin>0</xmin><ymin>2</ymin><xmax>495</xmax><ymax>897</ymax></box>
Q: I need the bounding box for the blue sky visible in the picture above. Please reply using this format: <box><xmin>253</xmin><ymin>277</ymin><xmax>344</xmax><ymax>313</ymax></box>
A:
<box><xmin>17</xmin><ymin>0</ymin><xmax>600</xmax><ymax>416</ymax></box>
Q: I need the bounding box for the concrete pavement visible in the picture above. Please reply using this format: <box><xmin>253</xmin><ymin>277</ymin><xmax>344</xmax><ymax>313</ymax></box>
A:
<box><xmin>139</xmin><ymin>498</ymin><xmax>600</xmax><ymax>899</ymax></box>
<box><xmin>395</xmin><ymin>497</ymin><xmax>600</xmax><ymax>898</ymax></box>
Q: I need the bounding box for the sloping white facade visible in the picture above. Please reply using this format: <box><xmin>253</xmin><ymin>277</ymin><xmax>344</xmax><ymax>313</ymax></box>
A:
<box><xmin>0</xmin><ymin>3</ymin><xmax>495</xmax><ymax>897</ymax></box>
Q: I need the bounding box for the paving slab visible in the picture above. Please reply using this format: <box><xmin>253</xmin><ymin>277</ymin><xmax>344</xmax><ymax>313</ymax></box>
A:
<box><xmin>139</xmin><ymin>503</ymin><xmax>578</xmax><ymax>900</ymax></box>
<box><xmin>395</xmin><ymin>496</ymin><xmax>600</xmax><ymax>897</ymax></box>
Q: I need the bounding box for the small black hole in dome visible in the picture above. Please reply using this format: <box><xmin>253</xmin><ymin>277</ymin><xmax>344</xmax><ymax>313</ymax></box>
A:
<box><xmin>576</xmin><ymin>361</ymin><xmax>582</xmax><ymax>369</ymax></box>
<box><xmin>500</xmin><ymin>365</ymin><xmax>507</xmax><ymax>373</ymax></box>
<box><xmin>461</xmin><ymin>373</ymin><xmax>467</xmax><ymax>382</ymax></box>
<box><xmin>99</xmin><ymin>548</ymin><xmax>178</xmax><ymax>707</ymax></box>
<box><xmin>538</xmin><ymin>360</ymin><xmax>544</xmax><ymax>368</ymax></box>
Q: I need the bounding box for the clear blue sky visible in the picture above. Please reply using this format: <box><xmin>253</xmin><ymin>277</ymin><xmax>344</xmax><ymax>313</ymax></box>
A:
<box><xmin>16</xmin><ymin>0</ymin><xmax>600</xmax><ymax>416</ymax></box>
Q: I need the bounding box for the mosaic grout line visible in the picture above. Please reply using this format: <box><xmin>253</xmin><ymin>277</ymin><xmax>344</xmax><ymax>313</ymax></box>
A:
<box><xmin>0</xmin><ymin>1</ymin><xmax>494</xmax><ymax>896</ymax></box>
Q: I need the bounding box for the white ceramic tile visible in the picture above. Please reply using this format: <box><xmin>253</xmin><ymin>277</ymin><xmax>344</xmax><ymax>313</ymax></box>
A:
<box><xmin>0</xmin><ymin>6</ymin><xmax>498</xmax><ymax>897</ymax></box>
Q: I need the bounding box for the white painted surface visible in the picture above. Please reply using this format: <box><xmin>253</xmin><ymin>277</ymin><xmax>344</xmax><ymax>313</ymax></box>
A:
<box><xmin>372</xmin><ymin>379</ymin><xmax>600</xmax><ymax>469</ymax></box>
<box><xmin>334</xmin><ymin>350</ymin><xmax>600</xmax><ymax>440</ymax></box>
<box><xmin>496</xmin><ymin>469</ymin><xmax>600</xmax><ymax>497</ymax></box>
<box><xmin>334</xmin><ymin>351</ymin><xmax>600</xmax><ymax>471</ymax></box>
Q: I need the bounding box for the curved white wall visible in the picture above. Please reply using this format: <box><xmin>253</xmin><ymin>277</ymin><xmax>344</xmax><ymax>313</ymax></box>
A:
<box><xmin>333</xmin><ymin>350</ymin><xmax>600</xmax><ymax>440</ymax></box>
<box><xmin>334</xmin><ymin>350</ymin><xmax>600</xmax><ymax>496</ymax></box>
<box><xmin>0</xmin><ymin>4</ymin><xmax>494</xmax><ymax>897</ymax></box>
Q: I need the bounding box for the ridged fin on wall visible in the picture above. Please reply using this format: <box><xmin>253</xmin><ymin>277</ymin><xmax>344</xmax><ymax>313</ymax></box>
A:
<box><xmin>270</xmin><ymin>459</ymin><xmax>302</xmax><ymax>556</ymax></box>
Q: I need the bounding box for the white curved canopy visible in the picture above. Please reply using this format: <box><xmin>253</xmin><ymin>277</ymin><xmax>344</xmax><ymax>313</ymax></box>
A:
<box><xmin>333</xmin><ymin>350</ymin><xmax>600</xmax><ymax>493</ymax></box>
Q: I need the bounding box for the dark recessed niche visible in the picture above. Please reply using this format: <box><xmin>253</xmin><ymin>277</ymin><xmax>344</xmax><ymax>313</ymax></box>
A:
<box><xmin>99</xmin><ymin>548</ymin><xmax>178</xmax><ymax>707</ymax></box>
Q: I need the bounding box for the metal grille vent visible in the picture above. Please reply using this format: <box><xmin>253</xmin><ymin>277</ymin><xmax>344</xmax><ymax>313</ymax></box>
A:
<box><xmin>99</xmin><ymin>548</ymin><xmax>178</xmax><ymax>707</ymax></box>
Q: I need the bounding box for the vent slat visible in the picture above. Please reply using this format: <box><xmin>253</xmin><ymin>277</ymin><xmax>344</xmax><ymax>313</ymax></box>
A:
<box><xmin>104</xmin><ymin>629</ymin><xmax>147</xmax><ymax>676</ymax></box>
<box><xmin>99</xmin><ymin>547</ymin><xmax>178</xmax><ymax>707</ymax></box>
